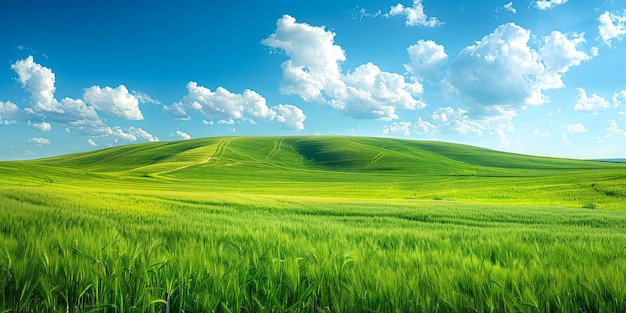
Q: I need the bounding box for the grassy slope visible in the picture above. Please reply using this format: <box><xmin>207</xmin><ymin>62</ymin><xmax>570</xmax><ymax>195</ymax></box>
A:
<box><xmin>1</xmin><ymin>136</ymin><xmax>626</xmax><ymax>312</ymax></box>
<box><xmin>3</xmin><ymin>136</ymin><xmax>624</xmax><ymax>209</ymax></box>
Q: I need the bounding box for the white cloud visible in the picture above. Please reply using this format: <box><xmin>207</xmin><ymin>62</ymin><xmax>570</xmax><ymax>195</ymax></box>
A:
<box><xmin>565</xmin><ymin>123</ymin><xmax>588</xmax><ymax>133</ymax></box>
<box><xmin>0</xmin><ymin>101</ymin><xmax>19</xmax><ymax>116</ymax></box>
<box><xmin>339</xmin><ymin>63</ymin><xmax>425</xmax><ymax>119</ymax></box>
<box><xmin>53</xmin><ymin>97</ymin><xmax>109</xmax><ymax>134</ymax></box>
<box><xmin>598</xmin><ymin>10</ymin><xmax>626</xmax><ymax>46</ymax></box>
<box><xmin>0</xmin><ymin>101</ymin><xmax>20</xmax><ymax>125</ymax></box>
<box><xmin>445</xmin><ymin>23</ymin><xmax>543</xmax><ymax>116</ymax></box>
<box><xmin>129</xmin><ymin>127</ymin><xmax>158</xmax><ymax>142</ymax></box>
<box><xmin>262</xmin><ymin>15</ymin><xmax>344</xmax><ymax>103</ymax></box>
<box><xmin>182</xmin><ymin>82</ymin><xmax>275</xmax><ymax>120</ymax></box>
<box><xmin>173</xmin><ymin>130</ymin><xmax>191</xmax><ymax>140</ymax></box>
<box><xmin>83</xmin><ymin>85</ymin><xmax>143</xmax><ymax>120</ymax></box>
<box><xmin>28</xmin><ymin>137</ymin><xmax>50</xmax><ymax>145</ymax></box>
<box><xmin>383</xmin><ymin>118</ymin><xmax>438</xmax><ymax>136</ymax></box>
<box><xmin>262</xmin><ymin>15</ymin><xmax>424</xmax><ymax>121</ymax></box>
<box><xmin>174</xmin><ymin>81</ymin><xmax>305</xmax><ymax>128</ymax></box>
<box><xmin>414</xmin><ymin>117</ymin><xmax>438</xmax><ymax>135</ymax></box>
<box><xmin>405</xmin><ymin>40</ymin><xmax>448</xmax><ymax>83</ymax></box>
<box><xmin>613</xmin><ymin>90</ymin><xmax>626</xmax><ymax>114</ymax></box>
<box><xmin>87</xmin><ymin>138</ymin><xmax>98</xmax><ymax>147</ymax></box>
<box><xmin>10</xmin><ymin>56</ymin><xmax>143</xmax><ymax>138</ymax></box>
<box><xmin>163</xmin><ymin>102</ymin><xmax>191</xmax><ymax>120</ymax></box>
<box><xmin>11</xmin><ymin>56</ymin><xmax>59</xmax><ymax>112</ymax></box>
<box><xmin>432</xmin><ymin>106</ymin><xmax>518</xmax><ymax>147</ymax></box>
<box><xmin>502</xmin><ymin>2</ymin><xmax>516</xmax><ymax>14</ymax></box>
<box><xmin>274</xmin><ymin>104</ymin><xmax>306</xmax><ymax>130</ymax></box>
<box><xmin>217</xmin><ymin>119</ymin><xmax>235</xmax><ymax>125</ymax></box>
<box><xmin>432</xmin><ymin>107</ymin><xmax>487</xmax><ymax>135</ymax></box>
<box><xmin>131</xmin><ymin>91</ymin><xmax>161</xmax><ymax>105</ymax></box>
<box><xmin>108</xmin><ymin>126</ymin><xmax>159</xmax><ymax>142</ymax></box>
<box><xmin>383</xmin><ymin>121</ymin><xmax>413</xmax><ymax>136</ymax></box>
<box><xmin>242</xmin><ymin>89</ymin><xmax>277</xmax><ymax>120</ymax></box>
<box><xmin>599</xmin><ymin>120</ymin><xmax>626</xmax><ymax>140</ymax></box>
<box><xmin>387</xmin><ymin>0</ymin><xmax>443</xmax><ymax>27</ymax></box>
<box><xmin>444</xmin><ymin>23</ymin><xmax>591</xmax><ymax>118</ymax></box>
<box><xmin>574</xmin><ymin>88</ymin><xmax>610</xmax><ymax>113</ymax></box>
<box><xmin>613</xmin><ymin>90</ymin><xmax>626</xmax><ymax>106</ymax></box>
<box><xmin>31</xmin><ymin>121</ymin><xmax>51</xmax><ymax>131</ymax></box>
<box><xmin>9</xmin><ymin>56</ymin><xmax>161</xmax><ymax>146</ymax></box>
<box><xmin>108</xmin><ymin>126</ymin><xmax>137</xmax><ymax>141</ymax></box>
<box><xmin>535</xmin><ymin>0</ymin><xmax>567</xmax><ymax>10</ymax></box>
<box><xmin>538</xmin><ymin>31</ymin><xmax>590</xmax><ymax>89</ymax></box>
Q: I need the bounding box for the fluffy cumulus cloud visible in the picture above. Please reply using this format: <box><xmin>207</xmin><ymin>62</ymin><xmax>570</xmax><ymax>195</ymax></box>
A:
<box><xmin>262</xmin><ymin>15</ymin><xmax>345</xmax><ymax>103</ymax></box>
<box><xmin>11</xmin><ymin>56</ymin><xmax>58</xmax><ymax>112</ymax></box>
<box><xmin>444</xmin><ymin>23</ymin><xmax>591</xmax><ymax>118</ymax></box>
<box><xmin>387</xmin><ymin>0</ymin><xmax>443</xmax><ymax>27</ymax></box>
<box><xmin>83</xmin><ymin>85</ymin><xmax>143</xmax><ymax>120</ymax></box>
<box><xmin>10</xmin><ymin>56</ymin><xmax>157</xmax><ymax>143</ymax></box>
<box><xmin>274</xmin><ymin>104</ymin><xmax>306</xmax><ymax>130</ymax></box>
<box><xmin>383</xmin><ymin>118</ymin><xmax>437</xmax><ymax>136</ymax></box>
<box><xmin>176</xmin><ymin>81</ymin><xmax>306</xmax><ymax>129</ymax></box>
<box><xmin>172</xmin><ymin>130</ymin><xmax>191</xmax><ymax>140</ymax></box>
<box><xmin>51</xmin><ymin>97</ymin><xmax>109</xmax><ymax>134</ymax></box>
<box><xmin>28</xmin><ymin>137</ymin><xmax>50</xmax><ymax>145</ymax></box>
<box><xmin>565</xmin><ymin>123</ymin><xmax>588</xmax><ymax>133</ymax></box>
<box><xmin>108</xmin><ymin>126</ymin><xmax>159</xmax><ymax>142</ymax></box>
<box><xmin>413</xmin><ymin>118</ymin><xmax>438</xmax><ymax>135</ymax></box>
<box><xmin>405</xmin><ymin>40</ymin><xmax>448</xmax><ymax>83</ymax></box>
<box><xmin>383</xmin><ymin>121</ymin><xmax>412</xmax><ymax>136</ymax></box>
<box><xmin>432</xmin><ymin>107</ymin><xmax>487</xmax><ymax>136</ymax></box>
<box><xmin>183</xmin><ymin>82</ymin><xmax>255</xmax><ymax>119</ymax></box>
<box><xmin>432</xmin><ymin>106</ymin><xmax>519</xmax><ymax>147</ymax></box>
<box><xmin>30</xmin><ymin>121</ymin><xmax>51</xmax><ymax>131</ymax></box>
<box><xmin>535</xmin><ymin>0</ymin><xmax>568</xmax><ymax>10</ymax></box>
<box><xmin>574</xmin><ymin>88</ymin><xmax>610</xmax><ymax>113</ymax></box>
<box><xmin>0</xmin><ymin>101</ymin><xmax>20</xmax><ymax>125</ymax></box>
<box><xmin>599</xmin><ymin>10</ymin><xmax>626</xmax><ymax>46</ymax></box>
<box><xmin>599</xmin><ymin>120</ymin><xmax>626</xmax><ymax>140</ymax></box>
<box><xmin>538</xmin><ymin>32</ymin><xmax>590</xmax><ymax>89</ymax></box>
<box><xmin>263</xmin><ymin>15</ymin><xmax>425</xmax><ymax>121</ymax></box>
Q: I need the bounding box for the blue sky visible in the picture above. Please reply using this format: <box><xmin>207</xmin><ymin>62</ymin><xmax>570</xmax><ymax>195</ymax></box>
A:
<box><xmin>1</xmin><ymin>0</ymin><xmax>626</xmax><ymax>160</ymax></box>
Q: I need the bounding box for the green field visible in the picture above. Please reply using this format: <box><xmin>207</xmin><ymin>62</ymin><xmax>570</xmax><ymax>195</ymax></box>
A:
<box><xmin>1</xmin><ymin>136</ymin><xmax>625</xmax><ymax>312</ymax></box>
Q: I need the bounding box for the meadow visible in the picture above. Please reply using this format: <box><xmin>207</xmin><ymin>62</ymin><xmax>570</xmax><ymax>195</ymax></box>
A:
<box><xmin>0</xmin><ymin>136</ymin><xmax>625</xmax><ymax>312</ymax></box>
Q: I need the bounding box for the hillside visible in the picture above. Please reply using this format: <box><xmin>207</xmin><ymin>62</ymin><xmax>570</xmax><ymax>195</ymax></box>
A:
<box><xmin>1</xmin><ymin>136</ymin><xmax>625</xmax><ymax>208</ymax></box>
<box><xmin>24</xmin><ymin>136</ymin><xmax>623</xmax><ymax>174</ymax></box>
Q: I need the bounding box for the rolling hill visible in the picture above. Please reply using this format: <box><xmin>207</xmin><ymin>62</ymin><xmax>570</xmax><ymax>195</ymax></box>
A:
<box><xmin>2</xmin><ymin>136</ymin><xmax>626</xmax><ymax>312</ymax></box>
<box><xmin>1</xmin><ymin>136</ymin><xmax>625</xmax><ymax>208</ymax></box>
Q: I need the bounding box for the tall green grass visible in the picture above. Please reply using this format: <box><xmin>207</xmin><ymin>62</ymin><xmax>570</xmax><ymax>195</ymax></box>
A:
<box><xmin>1</xmin><ymin>186</ymin><xmax>625</xmax><ymax>312</ymax></box>
<box><xmin>1</xmin><ymin>136</ymin><xmax>625</xmax><ymax>311</ymax></box>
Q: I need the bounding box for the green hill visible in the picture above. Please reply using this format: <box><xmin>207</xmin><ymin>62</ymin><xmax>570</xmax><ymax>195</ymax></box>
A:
<box><xmin>1</xmin><ymin>136</ymin><xmax>625</xmax><ymax>209</ymax></box>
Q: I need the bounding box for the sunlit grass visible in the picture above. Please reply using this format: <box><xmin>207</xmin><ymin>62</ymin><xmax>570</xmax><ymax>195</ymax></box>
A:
<box><xmin>1</xmin><ymin>187</ymin><xmax>625</xmax><ymax>312</ymax></box>
<box><xmin>1</xmin><ymin>136</ymin><xmax>625</xmax><ymax>311</ymax></box>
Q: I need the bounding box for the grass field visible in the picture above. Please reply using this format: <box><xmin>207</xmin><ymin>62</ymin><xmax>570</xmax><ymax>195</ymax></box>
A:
<box><xmin>1</xmin><ymin>136</ymin><xmax>625</xmax><ymax>312</ymax></box>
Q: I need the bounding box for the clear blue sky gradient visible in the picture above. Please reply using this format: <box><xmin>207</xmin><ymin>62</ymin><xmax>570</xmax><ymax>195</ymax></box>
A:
<box><xmin>1</xmin><ymin>0</ymin><xmax>625</xmax><ymax>160</ymax></box>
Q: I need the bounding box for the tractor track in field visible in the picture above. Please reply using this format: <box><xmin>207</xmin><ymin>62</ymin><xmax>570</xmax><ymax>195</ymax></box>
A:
<box><xmin>151</xmin><ymin>138</ymin><xmax>235</xmax><ymax>176</ymax></box>
<box><xmin>367</xmin><ymin>152</ymin><xmax>386</xmax><ymax>168</ymax></box>
<box><xmin>267</xmin><ymin>137</ymin><xmax>284</xmax><ymax>160</ymax></box>
<box><xmin>213</xmin><ymin>137</ymin><xmax>234</xmax><ymax>159</ymax></box>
